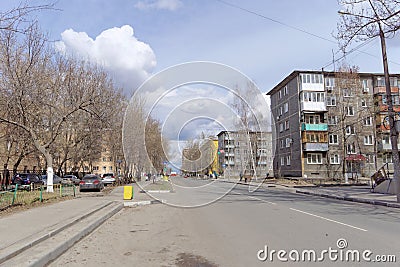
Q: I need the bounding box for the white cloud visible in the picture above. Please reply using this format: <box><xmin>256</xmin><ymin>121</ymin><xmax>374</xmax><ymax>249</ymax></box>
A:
<box><xmin>55</xmin><ymin>25</ymin><xmax>156</xmax><ymax>95</ymax></box>
<box><xmin>135</xmin><ymin>0</ymin><xmax>182</xmax><ymax>11</ymax></box>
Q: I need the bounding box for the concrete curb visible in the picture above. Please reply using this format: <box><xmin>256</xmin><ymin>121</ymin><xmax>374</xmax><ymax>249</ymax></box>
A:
<box><xmin>0</xmin><ymin>201</ymin><xmax>114</xmax><ymax>265</ymax></box>
<box><xmin>296</xmin><ymin>189</ymin><xmax>400</xmax><ymax>208</ymax></box>
<box><xmin>124</xmin><ymin>199</ymin><xmax>164</xmax><ymax>207</ymax></box>
<box><xmin>1</xmin><ymin>201</ymin><xmax>123</xmax><ymax>267</ymax></box>
<box><xmin>32</xmin><ymin>201</ymin><xmax>123</xmax><ymax>267</ymax></box>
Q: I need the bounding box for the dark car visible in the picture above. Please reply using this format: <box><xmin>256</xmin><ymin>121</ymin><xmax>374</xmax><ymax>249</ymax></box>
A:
<box><xmin>62</xmin><ymin>175</ymin><xmax>81</xmax><ymax>185</ymax></box>
<box><xmin>79</xmin><ymin>174</ymin><xmax>104</xmax><ymax>192</ymax></box>
<box><xmin>41</xmin><ymin>174</ymin><xmax>63</xmax><ymax>185</ymax></box>
<box><xmin>12</xmin><ymin>173</ymin><xmax>44</xmax><ymax>190</ymax></box>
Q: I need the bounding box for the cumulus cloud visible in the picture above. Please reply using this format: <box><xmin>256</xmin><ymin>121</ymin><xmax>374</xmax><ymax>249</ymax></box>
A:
<box><xmin>135</xmin><ymin>0</ymin><xmax>182</xmax><ymax>11</ymax></box>
<box><xmin>55</xmin><ymin>25</ymin><xmax>156</xmax><ymax>95</ymax></box>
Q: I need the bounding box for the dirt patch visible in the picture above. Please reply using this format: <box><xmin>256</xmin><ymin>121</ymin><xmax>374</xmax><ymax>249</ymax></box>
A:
<box><xmin>144</xmin><ymin>180</ymin><xmax>173</xmax><ymax>191</ymax></box>
<box><xmin>175</xmin><ymin>252</ymin><xmax>218</xmax><ymax>267</ymax></box>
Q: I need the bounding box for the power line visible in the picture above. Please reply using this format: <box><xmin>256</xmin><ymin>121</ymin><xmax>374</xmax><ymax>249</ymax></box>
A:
<box><xmin>215</xmin><ymin>0</ymin><xmax>336</xmax><ymax>44</ymax></box>
<box><xmin>215</xmin><ymin>0</ymin><xmax>400</xmax><ymax>68</ymax></box>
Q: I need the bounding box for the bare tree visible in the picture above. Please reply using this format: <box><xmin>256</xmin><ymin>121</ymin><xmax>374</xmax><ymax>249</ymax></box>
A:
<box><xmin>337</xmin><ymin>0</ymin><xmax>400</xmax><ymax>201</ymax></box>
<box><xmin>326</xmin><ymin>65</ymin><xmax>377</xmax><ymax>182</ymax></box>
<box><xmin>0</xmin><ymin>14</ymin><xmax>124</xmax><ymax>191</ymax></box>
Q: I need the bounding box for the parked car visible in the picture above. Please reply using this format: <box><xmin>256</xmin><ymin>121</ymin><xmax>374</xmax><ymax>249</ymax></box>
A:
<box><xmin>80</xmin><ymin>174</ymin><xmax>104</xmax><ymax>192</ymax></box>
<box><xmin>41</xmin><ymin>174</ymin><xmax>63</xmax><ymax>185</ymax></box>
<box><xmin>101</xmin><ymin>173</ymin><xmax>116</xmax><ymax>186</ymax></box>
<box><xmin>12</xmin><ymin>173</ymin><xmax>44</xmax><ymax>190</ymax></box>
<box><xmin>62</xmin><ymin>175</ymin><xmax>81</xmax><ymax>185</ymax></box>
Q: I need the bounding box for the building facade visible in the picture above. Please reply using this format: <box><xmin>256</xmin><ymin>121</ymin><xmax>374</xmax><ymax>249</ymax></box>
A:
<box><xmin>217</xmin><ymin>131</ymin><xmax>272</xmax><ymax>178</ymax></box>
<box><xmin>268</xmin><ymin>70</ymin><xmax>400</xmax><ymax>181</ymax></box>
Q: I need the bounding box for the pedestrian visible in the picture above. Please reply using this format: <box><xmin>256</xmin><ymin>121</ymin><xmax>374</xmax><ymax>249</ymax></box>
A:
<box><xmin>3</xmin><ymin>165</ymin><xmax>10</xmax><ymax>190</ymax></box>
<box><xmin>239</xmin><ymin>171</ymin><xmax>243</xmax><ymax>181</ymax></box>
<box><xmin>147</xmin><ymin>172</ymin><xmax>151</xmax><ymax>182</ymax></box>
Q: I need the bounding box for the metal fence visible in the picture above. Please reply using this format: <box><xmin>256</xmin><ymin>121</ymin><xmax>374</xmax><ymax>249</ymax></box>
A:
<box><xmin>0</xmin><ymin>184</ymin><xmax>76</xmax><ymax>211</ymax></box>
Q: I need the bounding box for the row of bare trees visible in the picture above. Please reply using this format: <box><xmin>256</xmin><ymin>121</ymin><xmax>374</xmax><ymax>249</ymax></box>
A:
<box><xmin>0</xmin><ymin>3</ymin><xmax>166</xmax><ymax>191</ymax></box>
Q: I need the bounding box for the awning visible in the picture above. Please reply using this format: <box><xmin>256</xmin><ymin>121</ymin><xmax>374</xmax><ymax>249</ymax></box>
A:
<box><xmin>345</xmin><ymin>154</ymin><xmax>367</xmax><ymax>161</ymax></box>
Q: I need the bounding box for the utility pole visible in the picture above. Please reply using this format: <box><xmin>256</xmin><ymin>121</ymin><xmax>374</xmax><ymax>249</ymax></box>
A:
<box><xmin>377</xmin><ymin>22</ymin><xmax>400</xmax><ymax>202</ymax></box>
<box><xmin>338</xmin><ymin>3</ymin><xmax>400</xmax><ymax>202</ymax></box>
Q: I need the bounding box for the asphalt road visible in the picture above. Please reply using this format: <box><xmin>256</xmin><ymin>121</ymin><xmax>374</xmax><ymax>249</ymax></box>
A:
<box><xmin>51</xmin><ymin>177</ymin><xmax>400</xmax><ymax>266</ymax></box>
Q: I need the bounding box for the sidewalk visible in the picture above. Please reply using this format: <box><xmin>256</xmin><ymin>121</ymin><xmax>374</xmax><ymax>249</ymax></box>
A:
<box><xmin>216</xmin><ymin>177</ymin><xmax>400</xmax><ymax>208</ymax></box>
<box><xmin>294</xmin><ymin>185</ymin><xmax>400</xmax><ymax>208</ymax></box>
<box><xmin>0</xmin><ymin>183</ymin><xmax>153</xmax><ymax>266</ymax></box>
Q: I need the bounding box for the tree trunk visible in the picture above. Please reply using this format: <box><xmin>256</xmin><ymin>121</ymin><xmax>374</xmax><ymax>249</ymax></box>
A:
<box><xmin>379</xmin><ymin>27</ymin><xmax>400</xmax><ymax>202</ymax></box>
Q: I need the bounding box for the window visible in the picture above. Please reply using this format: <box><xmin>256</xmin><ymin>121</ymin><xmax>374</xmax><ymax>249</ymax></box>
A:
<box><xmin>325</xmin><ymin>77</ymin><xmax>335</xmax><ymax>90</ymax></box>
<box><xmin>109</xmin><ymin>166</ymin><xmax>113</xmax><ymax>171</ymax></box>
<box><xmin>285</xmin><ymin>120</ymin><xmax>290</xmax><ymax>130</ymax></box>
<box><xmin>362</xmin><ymin>79</ymin><xmax>369</xmax><ymax>93</ymax></box>
<box><xmin>382</xmin><ymin>135</ymin><xmax>390</xmax><ymax>145</ymax></box>
<box><xmin>278</xmin><ymin>90</ymin><xmax>282</xmax><ymax>99</ymax></box>
<box><xmin>330</xmin><ymin>154</ymin><xmax>340</xmax><ymax>165</ymax></box>
<box><xmin>279</xmin><ymin>123</ymin><xmax>284</xmax><ymax>132</ymax></box>
<box><xmin>307</xmin><ymin>153</ymin><xmax>322</xmax><ymax>164</ymax></box>
<box><xmin>328</xmin><ymin>116</ymin><xmax>338</xmax><ymax>125</ymax></box>
<box><xmin>364</xmin><ymin>135</ymin><xmax>374</xmax><ymax>145</ymax></box>
<box><xmin>376</xmin><ymin>77</ymin><xmax>385</xmax><ymax>87</ymax></box>
<box><xmin>343</xmin><ymin>89</ymin><xmax>353</xmax><ymax>97</ymax></box>
<box><xmin>306</xmin><ymin>133</ymin><xmax>325</xmax><ymax>143</ymax></box>
<box><xmin>326</xmin><ymin>95</ymin><xmax>336</xmax><ymax>106</ymax></box>
<box><xmin>93</xmin><ymin>166</ymin><xmax>99</xmax><ymax>171</ymax></box>
<box><xmin>363</xmin><ymin>116</ymin><xmax>373</xmax><ymax>126</ymax></box>
<box><xmin>303</xmin><ymin>92</ymin><xmax>325</xmax><ymax>102</ymax></box>
<box><xmin>382</xmin><ymin>95</ymin><xmax>399</xmax><ymax>105</ymax></box>
<box><xmin>329</xmin><ymin>134</ymin><xmax>338</xmax><ymax>144</ymax></box>
<box><xmin>279</xmin><ymin>106</ymin><xmax>283</xmax><ymax>115</ymax></box>
<box><xmin>361</xmin><ymin>99</ymin><xmax>367</xmax><ymax>107</ymax></box>
<box><xmin>280</xmin><ymin>139</ymin><xmax>284</xmax><ymax>148</ymax></box>
<box><xmin>103</xmin><ymin>166</ymin><xmax>106</xmax><ymax>171</ymax></box>
<box><xmin>383</xmin><ymin>153</ymin><xmax>393</xmax><ymax>163</ymax></box>
<box><xmin>284</xmin><ymin>102</ymin><xmax>289</xmax><ymax>113</ymax></box>
<box><xmin>281</xmin><ymin>157</ymin><xmax>285</xmax><ymax>166</ymax></box>
<box><xmin>346</xmin><ymin>106</ymin><xmax>355</xmax><ymax>116</ymax></box>
<box><xmin>286</xmin><ymin>138</ymin><xmax>292</xmax><ymax>147</ymax></box>
<box><xmin>345</xmin><ymin>125</ymin><xmax>356</xmax><ymax>135</ymax></box>
<box><xmin>286</xmin><ymin>155</ymin><xmax>291</xmax><ymax>166</ymax></box>
<box><xmin>367</xmin><ymin>154</ymin><xmax>375</xmax><ymax>164</ymax></box>
<box><xmin>284</xmin><ymin>86</ymin><xmax>288</xmax><ymax>95</ymax></box>
<box><xmin>301</xmin><ymin>73</ymin><xmax>323</xmax><ymax>84</ymax></box>
<box><xmin>305</xmin><ymin>115</ymin><xmax>320</xmax><ymax>124</ymax></box>
<box><xmin>347</xmin><ymin>143</ymin><xmax>356</xmax><ymax>154</ymax></box>
<box><xmin>102</xmin><ymin>157</ymin><xmax>107</xmax><ymax>162</ymax></box>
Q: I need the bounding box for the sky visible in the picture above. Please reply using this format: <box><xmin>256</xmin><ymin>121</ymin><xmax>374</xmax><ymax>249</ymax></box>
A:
<box><xmin>2</xmin><ymin>0</ymin><xmax>400</xmax><ymax>168</ymax></box>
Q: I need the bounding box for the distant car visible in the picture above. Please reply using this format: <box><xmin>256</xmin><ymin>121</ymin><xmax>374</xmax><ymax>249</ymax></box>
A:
<box><xmin>101</xmin><ymin>173</ymin><xmax>116</xmax><ymax>186</ymax></box>
<box><xmin>62</xmin><ymin>175</ymin><xmax>81</xmax><ymax>185</ymax></box>
<box><xmin>12</xmin><ymin>173</ymin><xmax>44</xmax><ymax>190</ymax></box>
<box><xmin>41</xmin><ymin>174</ymin><xmax>63</xmax><ymax>185</ymax></box>
<box><xmin>80</xmin><ymin>174</ymin><xmax>104</xmax><ymax>192</ymax></box>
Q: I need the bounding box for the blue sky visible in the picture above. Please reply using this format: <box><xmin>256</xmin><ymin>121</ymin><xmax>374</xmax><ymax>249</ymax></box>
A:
<box><xmin>2</xmin><ymin>0</ymin><xmax>399</xmax><ymax>92</ymax></box>
<box><xmin>2</xmin><ymin>0</ymin><xmax>400</xmax><ymax>167</ymax></box>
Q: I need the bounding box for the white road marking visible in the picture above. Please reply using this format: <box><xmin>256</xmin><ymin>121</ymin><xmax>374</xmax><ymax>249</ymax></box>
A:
<box><xmin>290</xmin><ymin>208</ymin><xmax>368</xmax><ymax>232</ymax></box>
<box><xmin>248</xmin><ymin>195</ymin><xmax>276</xmax><ymax>205</ymax></box>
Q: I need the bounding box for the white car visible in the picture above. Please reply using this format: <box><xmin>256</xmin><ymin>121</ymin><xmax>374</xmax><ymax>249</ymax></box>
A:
<box><xmin>102</xmin><ymin>173</ymin><xmax>116</xmax><ymax>185</ymax></box>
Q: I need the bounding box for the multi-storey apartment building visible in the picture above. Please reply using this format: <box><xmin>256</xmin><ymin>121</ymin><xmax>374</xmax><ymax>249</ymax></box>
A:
<box><xmin>217</xmin><ymin>131</ymin><xmax>272</xmax><ymax>177</ymax></box>
<box><xmin>268</xmin><ymin>70</ymin><xmax>400</xmax><ymax>181</ymax></box>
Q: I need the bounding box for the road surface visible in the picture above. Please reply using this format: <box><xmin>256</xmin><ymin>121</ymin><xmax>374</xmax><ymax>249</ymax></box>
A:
<box><xmin>51</xmin><ymin>177</ymin><xmax>400</xmax><ymax>266</ymax></box>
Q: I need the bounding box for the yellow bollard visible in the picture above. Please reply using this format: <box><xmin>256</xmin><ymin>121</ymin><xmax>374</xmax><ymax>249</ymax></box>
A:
<box><xmin>123</xmin><ymin>185</ymin><xmax>133</xmax><ymax>200</ymax></box>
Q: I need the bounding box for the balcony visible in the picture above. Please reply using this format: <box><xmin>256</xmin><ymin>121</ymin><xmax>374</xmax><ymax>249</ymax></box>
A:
<box><xmin>378</xmin><ymin>143</ymin><xmax>400</xmax><ymax>151</ymax></box>
<box><xmin>301</xmin><ymin>102</ymin><xmax>327</xmax><ymax>112</ymax></box>
<box><xmin>301</xmin><ymin>123</ymin><xmax>328</xmax><ymax>131</ymax></box>
<box><xmin>303</xmin><ymin>142</ymin><xmax>328</xmax><ymax>151</ymax></box>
